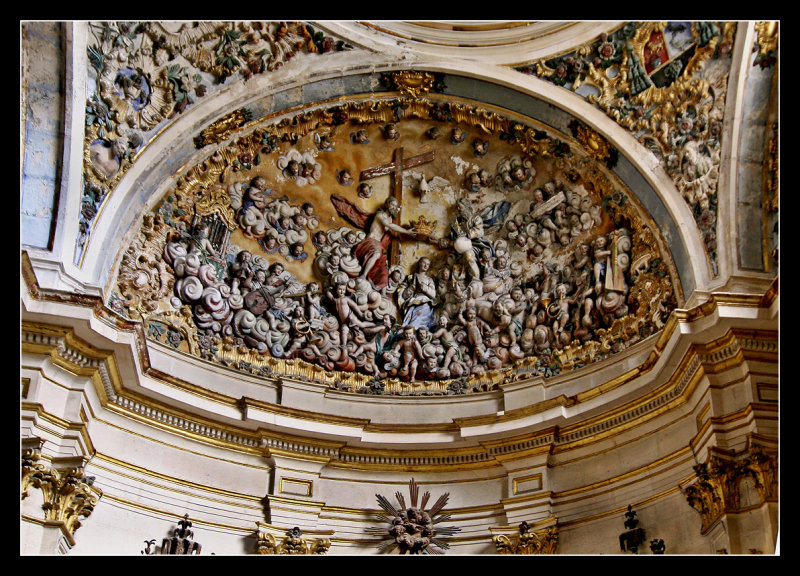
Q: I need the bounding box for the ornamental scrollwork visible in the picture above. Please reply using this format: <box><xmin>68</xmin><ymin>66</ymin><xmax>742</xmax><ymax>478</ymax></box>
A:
<box><xmin>255</xmin><ymin>526</ymin><xmax>330</xmax><ymax>554</ymax></box>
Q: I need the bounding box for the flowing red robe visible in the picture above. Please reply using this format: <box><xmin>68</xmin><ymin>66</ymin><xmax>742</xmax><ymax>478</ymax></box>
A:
<box><xmin>352</xmin><ymin>232</ymin><xmax>392</xmax><ymax>290</ymax></box>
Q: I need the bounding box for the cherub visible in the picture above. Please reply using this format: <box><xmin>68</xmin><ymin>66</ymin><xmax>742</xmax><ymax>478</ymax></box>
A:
<box><xmin>450</xmin><ymin>127</ymin><xmax>467</xmax><ymax>144</ymax></box>
<box><xmin>289</xmin><ymin>242</ymin><xmax>308</xmax><ymax>262</ymax></box>
<box><xmin>358</xmin><ymin>182</ymin><xmax>374</xmax><ymax>199</ymax></box>
<box><xmin>351</xmin><ymin>129</ymin><xmax>370</xmax><ymax>144</ymax></box>
<box><xmin>382</xmin><ymin>123</ymin><xmax>400</xmax><ymax>140</ymax></box>
<box><xmin>472</xmin><ymin>138</ymin><xmax>489</xmax><ymax>157</ymax></box>
<box><xmin>327</xmin><ymin>281</ymin><xmax>375</xmax><ymax>347</ymax></box>
<box><xmin>430</xmin><ymin>314</ymin><xmax>462</xmax><ymax>372</ymax></box>
<box><xmin>459</xmin><ymin>306</ymin><xmax>491</xmax><ymax>363</ymax></box>
<box><xmin>314</xmin><ymin>132</ymin><xmax>335</xmax><ymax>152</ymax></box>
<box><xmin>337</xmin><ymin>169</ymin><xmax>354</xmax><ymax>186</ymax></box>
<box><xmin>390</xmin><ymin>325</ymin><xmax>425</xmax><ymax>381</ymax></box>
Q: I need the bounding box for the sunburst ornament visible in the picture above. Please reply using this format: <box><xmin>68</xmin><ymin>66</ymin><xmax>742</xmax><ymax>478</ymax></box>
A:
<box><xmin>366</xmin><ymin>478</ymin><xmax>461</xmax><ymax>554</ymax></box>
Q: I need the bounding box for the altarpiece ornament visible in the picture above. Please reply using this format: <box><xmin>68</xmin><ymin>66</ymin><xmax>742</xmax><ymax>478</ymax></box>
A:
<box><xmin>366</xmin><ymin>478</ymin><xmax>461</xmax><ymax>554</ymax></box>
<box><xmin>111</xmin><ymin>93</ymin><xmax>680</xmax><ymax>396</ymax></box>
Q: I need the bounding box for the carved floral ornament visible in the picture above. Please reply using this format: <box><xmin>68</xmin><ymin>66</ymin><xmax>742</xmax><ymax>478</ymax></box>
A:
<box><xmin>110</xmin><ymin>93</ymin><xmax>680</xmax><ymax>396</ymax></box>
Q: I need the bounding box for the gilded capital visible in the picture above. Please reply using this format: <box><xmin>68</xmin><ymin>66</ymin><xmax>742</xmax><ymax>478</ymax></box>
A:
<box><xmin>21</xmin><ymin>450</ymin><xmax>102</xmax><ymax>539</ymax></box>
<box><xmin>681</xmin><ymin>444</ymin><xmax>778</xmax><ymax>533</ymax></box>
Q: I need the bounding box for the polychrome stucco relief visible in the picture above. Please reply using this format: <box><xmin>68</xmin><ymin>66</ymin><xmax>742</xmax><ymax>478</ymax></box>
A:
<box><xmin>109</xmin><ymin>86</ymin><xmax>680</xmax><ymax>395</ymax></box>
<box><xmin>516</xmin><ymin>21</ymin><xmax>738</xmax><ymax>276</ymax></box>
<box><xmin>80</xmin><ymin>21</ymin><xmax>350</xmax><ymax>262</ymax></box>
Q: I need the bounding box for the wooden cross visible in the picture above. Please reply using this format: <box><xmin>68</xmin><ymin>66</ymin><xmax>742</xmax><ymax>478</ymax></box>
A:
<box><xmin>359</xmin><ymin>147</ymin><xmax>435</xmax><ymax>265</ymax></box>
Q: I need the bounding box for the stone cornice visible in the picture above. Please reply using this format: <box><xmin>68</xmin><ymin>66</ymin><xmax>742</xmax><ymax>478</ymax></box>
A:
<box><xmin>22</xmin><ymin>252</ymin><xmax>778</xmax><ymax>468</ymax></box>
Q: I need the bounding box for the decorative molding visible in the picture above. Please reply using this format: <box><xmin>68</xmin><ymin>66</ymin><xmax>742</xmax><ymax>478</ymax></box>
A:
<box><xmin>492</xmin><ymin>518</ymin><xmax>558</xmax><ymax>554</ymax></box>
<box><xmin>255</xmin><ymin>526</ymin><xmax>330</xmax><ymax>554</ymax></box>
<box><xmin>20</xmin><ymin>311</ymin><xmax>777</xmax><ymax>469</ymax></box>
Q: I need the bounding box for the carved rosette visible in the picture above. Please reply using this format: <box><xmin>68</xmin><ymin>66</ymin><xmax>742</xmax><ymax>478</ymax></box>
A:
<box><xmin>21</xmin><ymin>450</ymin><xmax>102</xmax><ymax>539</ymax></box>
<box><xmin>493</xmin><ymin>522</ymin><xmax>559</xmax><ymax>554</ymax></box>
<box><xmin>255</xmin><ymin>527</ymin><xmax>330</xmax><ymax>554</ymax></box>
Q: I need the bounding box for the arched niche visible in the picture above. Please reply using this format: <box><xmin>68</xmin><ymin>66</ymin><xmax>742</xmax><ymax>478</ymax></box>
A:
<box><xmin>99</xmin><ymin>62</ymin><xmax>698</xmax><ymax>395</ymax></box>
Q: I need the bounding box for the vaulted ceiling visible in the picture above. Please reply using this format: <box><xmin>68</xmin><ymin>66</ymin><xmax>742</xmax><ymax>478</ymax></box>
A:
<box><xmin>23</xmin><ymin>20</ymin><xmax>779</xmax><ymax>449</ymax></box>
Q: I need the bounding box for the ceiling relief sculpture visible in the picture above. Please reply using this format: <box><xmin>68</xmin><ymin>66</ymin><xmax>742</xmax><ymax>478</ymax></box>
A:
<box><xmin>80</xmin><ymin>21</ymin><xmax>349</xmax><ymax>262</ymax></box>
<box><xmin>110</xmin><ymin>89</ymin><xmax>680</xmax><ymax>395</ymax></box>
<box><xmin>516</xmin><ymin>21</ymin><xmax>737</xmax><ymax>276</ymax></box>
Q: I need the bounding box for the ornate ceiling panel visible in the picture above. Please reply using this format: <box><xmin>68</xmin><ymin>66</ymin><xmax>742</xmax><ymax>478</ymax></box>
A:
<box><xmin>72</xmin><ymin>20</ymin><xmax>772</xmax><ymax>404</ymax></box>
<box><xmin>108</xmin><ymin>79</ymin><xmax>679</xmax><ymax>396</ymax></box>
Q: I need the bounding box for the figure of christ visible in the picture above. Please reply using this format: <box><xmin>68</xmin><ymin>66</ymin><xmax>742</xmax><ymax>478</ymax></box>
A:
<box><xmin>390</xmin><ymin>325</ymin><xmax>426</xmax><ymax>381</ymax></box>
<box><xmin>351</xmin><ymin>314</ymin><xmax>398</xmax><ymax>377</ymax></box>
<box><xmin>330</xmin><ymin>195</ymin><xmax>418</xmax><ymax>291</ymax></box>
<box><xmin>327</xmin><ymin>282</ymin><xmax>376</xmax><ymax>348</ymax></box>
<box><xmin>353</xmin><ymin>196</ymin><xmax>417</xmax><ymax>290</ymax></box>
